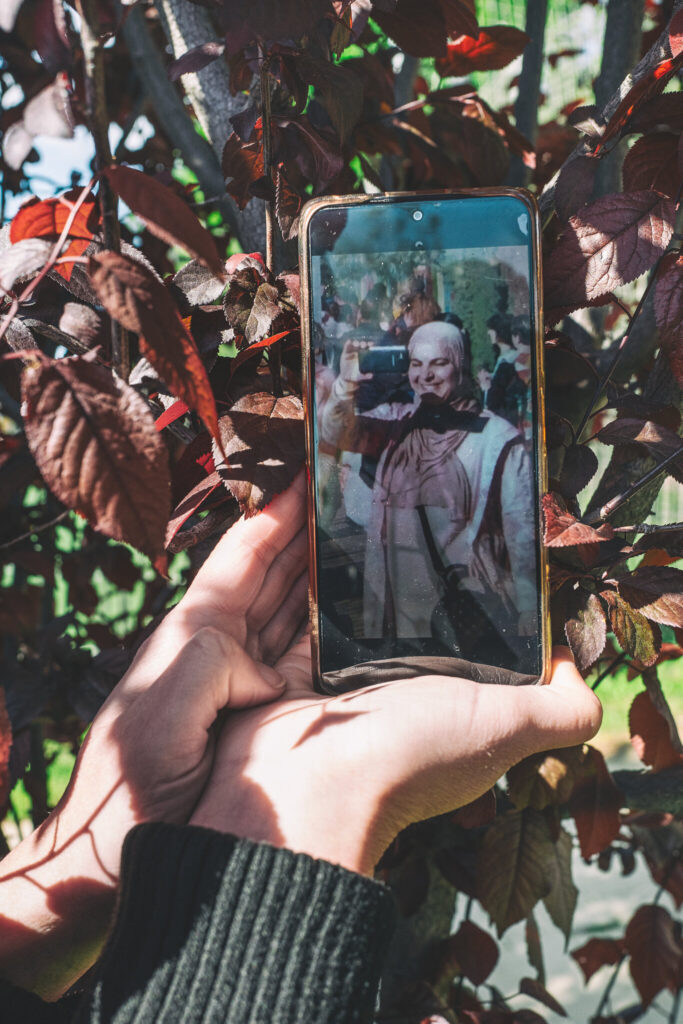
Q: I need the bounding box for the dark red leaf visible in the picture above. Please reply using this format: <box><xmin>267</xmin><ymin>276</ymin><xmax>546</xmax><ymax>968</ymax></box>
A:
<box><xmin>451</xmin><ymin>788</ymin><xmax>496</xmax><ymax>828</ymax></box>
<box><xmin>623</xmin><ymin>904</ymin><xmax>681</xmax><ymax>1005</ymax></box>
<box><xmin>629</xmin><ymin>93</ymin><xmax>683</xmax><ymax>134</ymax></box>
<box><xmin>554</xmin><ymin>156</ymin><xmax>598</xmax><ymax>222</ymax></box>
<box><xmin>477</xmin><ymin>809</ymin><xmax>556</xmax><ymax>936</ymax></box>
<box><xmin>230</xmin><ymin>330</ymin><xmax>294</xmax><ymax>374</ymax></box>
<box><xmin>600</xmin><ymin>590</ymin><xmax>660</xmax><ymax>667</ymax></box>
<box><xmin>559</xmin><ymin>444</ymin><xmax>598</xmax><ymax>498</ymax></box>
<box><xmin>543</xmin><ymin>827</ymin><xmax>578</xmax><ymax>942</ymax></box>
<box><xmin>23</xmin><ymin>76</ymin><xmax>73</xmax><ymax>140</ymax></box>
<box><xmin>439</xmin><ymin>26</ymin><xmax>529</xmax><ymax>75</ymax></box>
<box><xmin>212</xmin><ymin>391</ymin><xmax>304</xmax><ymax>516</ymax></box>
<box><xmin>173</xmin><ymin>258</ymin><xmax>226</xmax><ymax>307</ymax></box>
<box><xmin>670</xmin><ymin>8</ymin><xmax>683</xmax><ymax>58</ymax></box>
<box><xmin>167</xmin><ymin>41</ymin><xmax>225</xmax><ymax>81</ymax></box>
<box><xmin>569</xmin><ymin>747</ymin><xmax>621</xmax><ymax>859</ymax></box>
<box><xmin>165</xmin><ymin>470</ymin><xmax>224</xmax><ymax>549</ymax></box>
<box><xmin>103</xmin><ymin>166</ymin><xmax>225</xmax><ymax>278</ymax></box>
<box><xmin>89</xmin><ymin>250</ymin><xmax>219</xmax><ymax>438</ymax></box>
<box><xmin>545</xmin><ymin>191</ymin><xmax>674</xmax><ymax>316</ymax></box>
<box><xmin>61</xmin><ymin>553</ymin><xmax>98</xmax><ymax>615</ymax></box>
<box><xmin>571</xmin><ymin>937</ymin><xmax>624</xmax><ymax>983</ymax></box>
<box><xmin>21</xmin><ymin>356</ymin><xmax>171</xmax><ymax>560</ymax></box>
<box><xmin>519</xmin><ymin>978</ymin><xmax>566</xmax><ymax>1017</ymax></box>
<box><xmin>450</xmin><ymin>921</ymin><xmax>499</xmax><ymax>986</ymax></box>
<box><xmin>9</xmin><ymin>192</ymin><xmax>99</xmax><ymax>283</ymax></box>
<box><xmin>34</xmin><ymin>0</ymin><xmax>70</xmax><ymax>75</ymax></box>
<box><xmin>155</xmin><ymin>400</ymin><xmax>190</xmax><ymax>432</ymax></box>
<box><xmin>598</xmin><ymin>53</ymin><xmax>683</xmax><ymax>151</ymax></box>
<box><xmin>597</xmin><ymin>417</ymin><xmax>683</xmax><ymax>484</ymax></box>
<box><xmin>374</xmin><ymin>0</ymin><xmax>478</xmax><ymax>58</ymax></box>
<box><xmin>223</xmin><ymin>0</ymin><xmax>333</xmax><ymax>43</ymax></box>
<box><xmin>622</xmin><ymin>133</ymin><xmax>682</xmax><ymax>198</ymax></box>
<box><xmin>618</xmin><ymin>566</ymin><xmax>683</xmax><ymax>628</ymax></box>
<box><xmin>0</xmin><ymin>239</ymin><xmax>52</xmax><ymax>293</ymax></box>
<box><xmin>58</xmin><ymin>302</ymin><xmax>102</xmax><ymax>347</ymax></box>
<box><xmin>222</xmin><ymin>133</ymin><xmax>265</xmax><ymax>210</ymax></box>
<box><xmin>507</xmin><ymin>749</ymin><xmax>585</xmax><ymax>811</ymax></box>
<box><xmin>654</xmin><ymin>254</ymin><xmax>683</xmax><ymax>387</ymax></box>
<box><xmin>629</xmin><ymin>689</ymin><xmax>683</xmax><ymax>772</ymax></box>
<box><xmin>298</xmin><ymin>56</ymin><xmax>363</xmax><ymax>141</ymax></box>
<box><xmin>565</xmin><ymin>591</ymin><xmax>607</xmax><ymax>672</ymax></box>
<box><xmin>277</xmin><ymin>118</ymin><xmax>344</xmax><ymax>190</ymax></box>
<box><xmin>543</xmin><ymin>493</ymin><xmax>614</xmax><ymax>547</ymax></box>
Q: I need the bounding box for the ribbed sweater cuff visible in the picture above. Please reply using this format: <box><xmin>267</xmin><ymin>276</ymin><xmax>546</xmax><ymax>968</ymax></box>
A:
<box><xmin>79</xmin><ymin>823</ymin><xmax>396</xmax><ymax>1024</ymax></box>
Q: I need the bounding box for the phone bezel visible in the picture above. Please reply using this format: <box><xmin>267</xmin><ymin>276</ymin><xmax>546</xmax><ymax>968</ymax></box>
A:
<box><xmin>299</xmin><ymin>188</ymin><xmax>550</xmax><ymax>693</ymax></box>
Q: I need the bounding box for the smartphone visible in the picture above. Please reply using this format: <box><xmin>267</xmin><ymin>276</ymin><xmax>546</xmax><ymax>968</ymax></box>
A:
<box><xmin>299</xmin><ymin>190</ymin><xmax>549</xmax><ymax>694</ymax></box>
<box><xmin>359</xmin><ymin>346</ymin><xmax>410</xmax><ymax>375</ymax></box>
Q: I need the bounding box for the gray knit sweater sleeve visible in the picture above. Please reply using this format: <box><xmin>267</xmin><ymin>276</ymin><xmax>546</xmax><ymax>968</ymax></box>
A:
<box><xmin>64</xmin><ymin>823</ymin><xmax>396</xmax><ymax>1024</ymax></box>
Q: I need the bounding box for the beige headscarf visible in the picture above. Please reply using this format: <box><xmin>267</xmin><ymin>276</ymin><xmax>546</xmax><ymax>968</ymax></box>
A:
<box><xmin>376</xmin><ymin>322</ymin><xmax>479</xmax><ymax>519</ymax></box>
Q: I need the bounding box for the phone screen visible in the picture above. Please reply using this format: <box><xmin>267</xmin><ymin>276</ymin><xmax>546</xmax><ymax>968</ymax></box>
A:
<box><xmin>303</xmin><ymin>193</ymin><xmax>545</xmax><ymax>689</ymax></box>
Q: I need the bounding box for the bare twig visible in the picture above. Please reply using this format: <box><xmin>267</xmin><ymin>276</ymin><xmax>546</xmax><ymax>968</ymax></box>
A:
<box><xmin>593</xmin><ymin>954</ymin><xmax>626</xmax><ymax>1021</ymax></box>
<box><xmin>0</xmin><ymin>511</ymin><xmax>70</xmax><ymax>551</ymax></box>
<box><xmin>76</xmin><ymin>0</ymin><xmax>128</xmax><ymax>380</ymax></box>
<box><xmin>612</xmin><ymin>522</ymin><xmax>683</xmax><ymax>534</ymax></box>
<box><xmin>259</xmin><ymin>49</ymin><xmax>275</xmax><ymax>274</ymax></box>
<box><xmin>588</xmin><ymin>444</ymin><xmax>683</xmax><ymax>522</ymax></box>
<box><xmin>258</xmin><ymin>48</ymin><xmax>282</xmax><ymax>398</ymax></box>
<box><xmin>592</xmin><ymin>651</ymin><xmax>627</xmax><ymax>690</ymax></box>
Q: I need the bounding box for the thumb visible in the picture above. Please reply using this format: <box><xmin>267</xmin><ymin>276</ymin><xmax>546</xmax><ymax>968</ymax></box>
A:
<box><xmin>144</xmin><ymin>627</ymin><xmax>285</xmax><ymax>749</ymax></box>
<box><xmin>521</xmin><ymin>647</ymin><xmax>603</xmax><ymax>754</ymax></box>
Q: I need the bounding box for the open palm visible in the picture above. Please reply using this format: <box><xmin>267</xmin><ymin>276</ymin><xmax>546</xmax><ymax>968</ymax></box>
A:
<box><xmin>190</xmin><ymin>477</ymin><xmax>601</xmax><ymax>876</ymax></box>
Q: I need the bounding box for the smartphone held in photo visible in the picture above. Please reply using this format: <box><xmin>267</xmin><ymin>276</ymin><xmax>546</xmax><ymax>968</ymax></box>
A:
<box><xmin>299</xmin><ymin>191</ymin><xmax>549</xmax><ymax>693</ymax></box>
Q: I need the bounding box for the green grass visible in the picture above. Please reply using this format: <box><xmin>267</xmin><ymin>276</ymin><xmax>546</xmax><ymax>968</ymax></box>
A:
<box><xmin>590</xmin><ymin>657</ymin><xmax>683</xmax><ymax>739</ymax></box>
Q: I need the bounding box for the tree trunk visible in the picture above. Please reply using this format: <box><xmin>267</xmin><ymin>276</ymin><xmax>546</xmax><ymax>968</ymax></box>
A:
<box><xmin>506</xmin><ymin>0</ymin><xmax>548</xmax><ymax>187</ymax></box>
<box><xmin>593</xmin><ymin>0</ymin><xmax>645</xmax><ymax>198</ymax></box>
<box><xmin>156</xmin><ymin>0</ymin><xmax>266</xmax><ymax>255</ymax></box>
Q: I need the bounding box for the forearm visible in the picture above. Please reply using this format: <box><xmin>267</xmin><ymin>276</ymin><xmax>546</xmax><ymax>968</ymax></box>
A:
<box><xmin>81</xmin><ymin>824</ymin><xmax>396</xmax><ymax>1024</ymax></box>
<box><xmin>0</xmin><ymin>813</ymin><xmax>117</xmax><ymax>1001</ymax></box>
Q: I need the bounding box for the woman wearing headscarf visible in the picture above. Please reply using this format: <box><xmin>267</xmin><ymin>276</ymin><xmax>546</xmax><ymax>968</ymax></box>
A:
<box><xmin>321</xmin><ymin>321</ymin><xmax>537</xmax><ymax>654</ymax></box>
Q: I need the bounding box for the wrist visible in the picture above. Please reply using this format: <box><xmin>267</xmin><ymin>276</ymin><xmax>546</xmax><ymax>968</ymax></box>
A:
<box><xmin>333</xmin><ymin>376</ymin><xmax>359</xmax><ymax>399</ymax></box>
<box><xmin>0</xmin><ymin>811</ymin><xmax>118</xmax><ymax>999</ymax></box>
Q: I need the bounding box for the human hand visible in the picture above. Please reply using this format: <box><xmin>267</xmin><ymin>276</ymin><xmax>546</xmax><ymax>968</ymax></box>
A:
<box><xmin>339</xmin><ymin>338</ymin><xmax>374</xmax><ymax>386</ymax></box>
<box><xmin>192</xmin><ymin>594</ymin><xmax>601</xmax><ymax>876</ymax></box>
<box><xmin>477</xmin><ymin>367</ymin><xmax>492</xmax><ymax>390</ymax></box>
<box><xmin>0</xmin><ymin>479</ymin><xmax>308</xmax><ymax>997</ymax></box>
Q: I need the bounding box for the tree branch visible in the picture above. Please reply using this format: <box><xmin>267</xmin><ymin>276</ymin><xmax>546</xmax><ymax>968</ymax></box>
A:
<box><xmin>506</xmin><ymin>0</ymin><xmax>547</xmax><ymax>188</ymax></box>
<box><xmin>154</xmin><ymin>0</ymin><xmax>266</xmax><ymax>255</ymax></box>
<box><xmin>76</xmin><ymin>0</ymin><xmax>128</xmax><ymax>379</ymax></box>
<box><xmin>120</xmin><ymin>6</ymin><xmax>243</xmax><ymax>244</ymax></box>
<box><xmin>539</xmin><ymin>0</ymin><xmax>683</xmax><ymax>217</ymax></box>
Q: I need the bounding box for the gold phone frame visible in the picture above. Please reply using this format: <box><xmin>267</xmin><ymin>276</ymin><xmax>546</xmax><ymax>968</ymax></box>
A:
<box><xmin>299</xmin><ymin>188</ymin><xmax>550</xmax><ymax>693</ymax></box>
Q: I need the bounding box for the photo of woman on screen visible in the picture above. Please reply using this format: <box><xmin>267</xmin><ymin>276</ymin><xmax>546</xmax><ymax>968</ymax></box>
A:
<box><xmin>320</xmin><ymin>320</ymin><xmax>537</xmax><ymax>656</ymax></box>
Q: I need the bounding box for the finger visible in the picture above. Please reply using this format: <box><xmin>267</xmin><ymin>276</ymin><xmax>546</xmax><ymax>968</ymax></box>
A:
<box><xmin>274</xmin><ymin>633</ymin><xmax>315</xmax><ymax>694</ymax></box>
<box><xmin>113</xmin><ymin>475</ymin><xmax>307</xmax><ymax>702</ymax></box>
<box><xmin>178</xmin><ymin>471</ymin><xmax>307</xmax><ymax>622</ymax></box>
<box><xmin>256</xmin><ymin>571</ymin><xmax>309</xmax><ymax>665</ymax></box>
<box><xmin>246</xmin><ymin>526</ymin><xmax>308</xmax><ymax>633</ymax></box>
<box><xmin>526</xmin><ymin>648</ymin><xmax>603</xmax><ymax>749</ymax></box>
<box><xmin>132</xmin><ymin>627</ymin><xmax>285</xmax><ymax>754</ymax></box>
